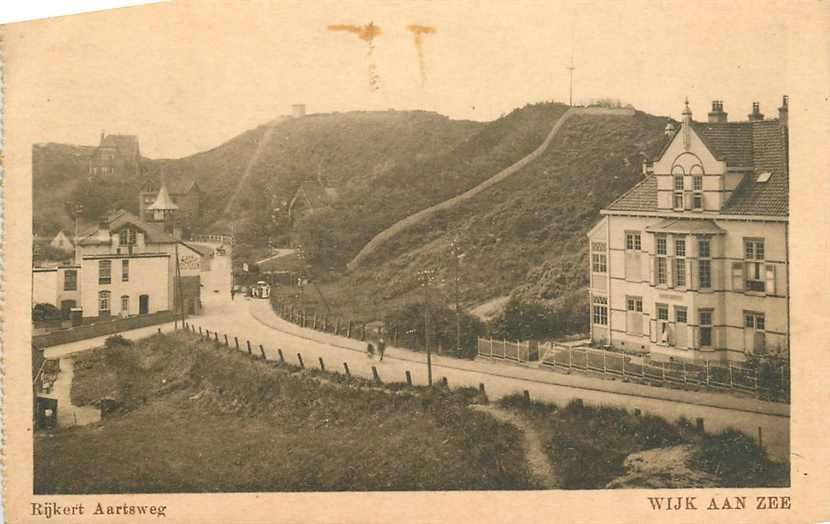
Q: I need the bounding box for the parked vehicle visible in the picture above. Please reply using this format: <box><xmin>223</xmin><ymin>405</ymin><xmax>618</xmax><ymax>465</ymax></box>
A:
<box><xmin>251</xmin><ymin>281</ymin><xmax>271</xmax><ymax>299</ymax></box>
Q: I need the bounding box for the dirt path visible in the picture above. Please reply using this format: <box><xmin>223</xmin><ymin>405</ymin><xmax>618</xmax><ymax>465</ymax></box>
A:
<box><xmin>472</xmin><ymin>405</ymin><xmax>558</xmax><ymax>488</ymax></box>
<box><xmin>348</xmin><ymin>106</ymin><xmax>636</xmax><ymax>270</ymax></box>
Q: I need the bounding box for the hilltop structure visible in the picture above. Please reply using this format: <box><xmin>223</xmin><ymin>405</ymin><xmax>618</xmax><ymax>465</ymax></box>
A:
<box><xmin>88</xmin><ymin>132</ymin><xmax>141</xmax><ymax>177</ymax></box>
<box><xmin>588</xmin><ymin>97</ymin><xmax>789</xmax><ymax>363</ymax></box>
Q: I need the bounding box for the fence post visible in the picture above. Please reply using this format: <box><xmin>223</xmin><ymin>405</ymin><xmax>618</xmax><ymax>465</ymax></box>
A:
<box><xmin>158</xmin><ymin>327</ymin><xmax>162</xmax><ymax>334</ymax></box>
<box><xmin>313</xmin><ymin>313</ymin><xmax>317</xmax><ymax>330</ymax></box>
<box><xmin>479</xmin><ymin>383</ymin><xmax>488</xmax><ymax>403</ymax></box>
<box><xmin>405</xmin><ymin>370</ymin><xmax>412</xmax><ymax>386</ymax></box>
<box><xmin>246</xmin><ymin>340</ymin><xmax>252</xmax><ymax>355</ymax></box>
<box><xmin>442</xmin><ymin>376</ymin><xmax>449</xmax><ymax>388</ymax></box>
<box><xmin>297</xmin><ymin>353</ymin><xmax>305</xmax><ymax>369</ymax></box>
<box><xmin>347</xmin><ymin>320</ymin><xmax>352</xmax><ymax>338</ymax></box>
<box><xmin>523</xmin><ymin>390</ymin><xmax>531</xmax><ymax>406</ymax></box>
<box><xmin>318</xmin><ymin>357</ymin><xmax>325</xmax><ymax>371</ymax></box>
<box><xmin>259</xmin><ymin>344</ymin><xmax>266</xmax><ymax>359</ymax></box>
<box><xmin>372</xmin><ymin>366</ymin><xmax>381</xmax><ymax>383</ymax></box>
<box><xmin>489</xmin><ymin>337</ymin><xmax>494</xmax><ymax>358</ymax></box>
<box><xmin>199</xmin><ymin>326</ymin><xmax>203</xmax><ymax>336</ymax></box>
<box><xmin>213</xmin><ymin>331</ymin><xmax>219</xmax><ymax>343</ymax></box>
<box><xmin>344</xmin><ymin>362</ymin><xmax>351</xmax><ymax>377</ymax></box>
<box><xmin>278</xmin><ymin>349</ymin><xmax>285</xmax><ymax>363</ymax></box>
<box><xmin>224</xmin><ymin>334</ymin><xmax>229</xmax><ymax>347</ymax></box>
<box><xmin>234</xmin><ymin>337</ymin><xmax>240</xmax><ymax>350</ymax></box>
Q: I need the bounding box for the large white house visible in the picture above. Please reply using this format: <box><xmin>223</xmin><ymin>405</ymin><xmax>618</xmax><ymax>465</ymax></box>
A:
<box><xmin>588</xmin><ymin>97</ymin><xmax>789</xmax><ymax>363</ymax></box>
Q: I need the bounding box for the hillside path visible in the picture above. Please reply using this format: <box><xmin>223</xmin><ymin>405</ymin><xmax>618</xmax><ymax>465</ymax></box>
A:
<box><xmin>472</xmin><ymin>405</ymin><xmax>558</xmax><ymax>488</ymax></box>
<box><xmin>348</xmin><ymin>106</ymin><xmax>636</xmax><ymax>270</ymax></box>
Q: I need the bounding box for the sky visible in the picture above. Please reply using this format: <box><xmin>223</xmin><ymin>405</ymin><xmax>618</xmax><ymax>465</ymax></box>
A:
<box><xmin>3</xmin><ymin>0</ymin><xmax>801</xmax><ymax>159</ymax></box>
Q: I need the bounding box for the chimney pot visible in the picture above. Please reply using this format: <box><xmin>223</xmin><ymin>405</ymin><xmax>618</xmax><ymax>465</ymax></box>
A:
<box><xmin>748</xmin><ymin>101</ymin><xmax>764</xmax><ymax>121</ymax></box>
<box><xmin>778</xmin><ymin>95</ymin><xmax>788</xmax><ymax>127</ymax></box>
<box><xmin>708</xmin><ymin>99</ymin><xmax>728</xmax><ymax>123</ymax></box>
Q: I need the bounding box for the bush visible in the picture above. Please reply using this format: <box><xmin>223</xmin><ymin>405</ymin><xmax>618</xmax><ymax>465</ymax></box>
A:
<box><xmin>384</xmin><ymin>301</ymin><xmax>485</xmax><ymax>359</ymax></box>
<box><xmin>104</xmin><ymin>334</ymin><xmax>133</xmax><ymax>349</ymax></box>
<box><xmin>32</xmin><ymin>303</ymin><xmax>62</xmax><ymax>322</ymax></box>
<box><xmin>689</xmin><ymin>429</ymin><xmax>769</xmax><ymax>487</ymax></box>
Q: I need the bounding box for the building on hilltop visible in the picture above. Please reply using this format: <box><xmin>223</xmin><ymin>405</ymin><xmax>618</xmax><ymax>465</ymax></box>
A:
<box><xmin>88</xmin><ymin>132</ymin><xmax>141</xmax><ymax>177</ymax></box>
<box><xmin>587</xmin><ymin>96</ymin><xmax>789</xmax><ymax>363</ymax></box>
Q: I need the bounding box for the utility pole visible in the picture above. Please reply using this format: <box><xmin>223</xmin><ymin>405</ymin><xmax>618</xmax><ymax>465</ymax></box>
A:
<box><xmin>417</xmin><ymin>268</ymin><xmax>434</xmax><ymax>386</ymax></box>
<box><xmin>567</xmin><ymin>52</ymin><xmax>576</xmax><ymax>107</ymax></box>
<box><xmin>450</xmin><ymin>238</ymin><xmax>464</xmax><ymax>357</ymax></box>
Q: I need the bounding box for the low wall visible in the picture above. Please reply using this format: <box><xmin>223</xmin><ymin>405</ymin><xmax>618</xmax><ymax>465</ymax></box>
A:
<box><xmin>32</xmin><ymin>311</ymin><xmax>177</xmax><ymax>348</ymax></box>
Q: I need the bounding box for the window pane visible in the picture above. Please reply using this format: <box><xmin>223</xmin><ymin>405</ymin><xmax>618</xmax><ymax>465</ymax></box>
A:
<box><xmin>745</xmin><ymin>314</ymin><xmax>754</xmax><ymax>327</ymax></box>
<box><xmin>756</xmin><ymin>315</ymin><xmax>765</xmax><ymax>330</ymax></box>
<box><xmin>675</xmin><ymin>308</ymin><xmax>687</xmax><ymax>323</ymax></box>
<box><xmin>698</xmin><ymin>238</ymin><xmax>710</xmax><ymax>257</ymax></box>
<box><xmin>675</xmin><ymin>239</ymin><xmax>686</xmax><ymax>256</ymax></box>
<box><xmin>693</xmin><ymin>175</ymin><xmax>703</xmax><ymax>190</ymax></box>
<box><xmin>674</xmin><ymin>175</ymin><xmax>684</xmax><ymax>190</ymax></box>
<box><xmin>699</xmin><ymin>260</ymin><xmax>711</xmax><ymax>288</ymax></box>
<box><xmin>675</xmin><ymin>258</ymin><xmax>686</xmax><ymax>286</ymax></box>
<box><xmin>657</xmin><ymin>304</ymin><xmax>669</xmax><ymax>320</ymax></box>
<box><xmin>656</xmin><ymin>237</ymin><xmax>667</xmax><ymax>255</ymax></box>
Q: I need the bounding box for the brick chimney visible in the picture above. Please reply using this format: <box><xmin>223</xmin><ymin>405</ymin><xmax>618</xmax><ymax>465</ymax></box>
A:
<box><xmin>778</xmin><ymin>95</ymin><xmax>788</xmax><ymax>127</ymax></box>
<box><xmin>748</xmin><ymin>102</ymin><xmax>764</xmax><ymax>121</ymax></box>
<box><xmin>708</xmin><ymin>100</ymin><xmax>728</xmax><ymax>123</ymax></box>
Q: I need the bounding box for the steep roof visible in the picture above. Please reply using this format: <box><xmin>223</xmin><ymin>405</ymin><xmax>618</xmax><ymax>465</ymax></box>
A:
<box><xmin>605</xmin><ymin>176</ymin><xmax>658</xmax><ymax>212</ymax></box>
<box><xmin>147</xmin><ymin>177</ymin><xmax>179</xmax><ymax>211</ymax></box>
<box><xmin>100</xmin><ymin>134</ymin><xmax>140</xmax><ymax>156</ymax></box>
<box><xmin>77</xmin><ymin>209</ymin><xmax>177</xmax><ymax>245</ymax></box>
<box><xmin>141</xmin><ymin>174</ymin><xmax>200</xmax><ymax>195</ymax></box>
<box><xmin>607</xmin><ymin>117</ymin><xmax>788</xmax><ymax>217</ymax></box>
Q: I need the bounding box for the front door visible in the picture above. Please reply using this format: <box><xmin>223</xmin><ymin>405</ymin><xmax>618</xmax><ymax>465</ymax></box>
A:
<box><xmin>743</xmin><ymin>312</ymin><xmax>766</xmax><ymax>354</ymax></box>
<box><xmin>139</xmin><ymin>294</ymin><xmax>149</xmax><ymax>315</ymax></box>
<box><xmin>60</xmin><ymin>300</ymin><xmax>76</xmax><ymax>320</ymax></box>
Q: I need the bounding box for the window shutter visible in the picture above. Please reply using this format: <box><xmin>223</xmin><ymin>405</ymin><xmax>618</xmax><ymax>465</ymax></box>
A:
<box><xmin>649</xmin><ymin>255</ymin><xmax>656</xmax><ymax>285</ymax></box>
<box><xmin>765</xmin><ymin>264</ymin><xmax>776</xmax><ymax>295</ymax></box>
<box><xmin>667</xmin><ymin>256</ymin><xmax>675</xmax><ymax>287</ymax></box>
<box><xmin>732</xmin><ymin>262</ymin><xmax>744</xmax><ymax>291</ymax></box>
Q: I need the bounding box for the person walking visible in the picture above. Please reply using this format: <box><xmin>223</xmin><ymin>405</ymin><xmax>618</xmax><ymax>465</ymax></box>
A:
<box><xmin>231</xmin><ymin>287</ymin><xmax>236</xmax><ymax>301</ymax></box>
<box><xmin>366</xmin><ymin>341</ymin><xmax>375</xmax><ymax>359</ymax></box>
<box><xmin>377</xmin><ymin>337</ymin><xmax>386</xmax><ymax>361</ymax></box>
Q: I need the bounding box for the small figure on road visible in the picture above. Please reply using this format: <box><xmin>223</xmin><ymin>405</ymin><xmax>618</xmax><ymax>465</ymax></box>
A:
<box><xmin>366</xmin><ymin>342</ymin><xmax>375</xmax><ymax>359</ymax></box>
<box><xmin>231</xmin><ymin>287</ymin><xmax>236</xmax><ymax>301</ymax></box>
<box><xmin>377</xmin><ymin>337</ymin><xmax>386</xmax><ymax>361</ymax></box>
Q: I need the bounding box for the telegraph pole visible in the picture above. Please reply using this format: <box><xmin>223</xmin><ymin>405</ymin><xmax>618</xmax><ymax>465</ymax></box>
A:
<box><xmin>567</xmin><ymin>52</ymin><xmax>575</xmax><ymax>107</ymax></box>
<box><xmin>417</xmin><ymin>268</ymin><xmax>434</xmax><ymax>386</ymax></box>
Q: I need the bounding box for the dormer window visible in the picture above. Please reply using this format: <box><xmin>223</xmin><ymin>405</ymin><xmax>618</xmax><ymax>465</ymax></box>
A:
<box><xmin>119</xmin><ymin>227</ymin><xmax>136</xmax><ymax>245</ymax></box>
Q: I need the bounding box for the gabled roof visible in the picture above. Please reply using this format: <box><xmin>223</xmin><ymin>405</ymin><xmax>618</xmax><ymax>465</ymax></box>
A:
<box><xmin>99</xmin><ymin>134</ymin><xmax>140</xmax><ymax>156</ymax></box>
<box><xmin>147</xmin><ymin>177</ymin><xmax>179</xmax><ymax>211</ymax></box>
<box><xmin>141</xmin><ymin>174</ymin><xmax>200</xmax><ymax>195</ymax></box>
<box><xmin>609</xmin><ymin>115</ymin><xmax>788</xmax><ymax>217</ymax></box>
<box><xmin>77</xmin><ymin>209</ymin><xmax>178</xmax><ymax>245</ymax></box>
<box><xmin>605</xmin><ymin>175</ymin><xmax>658</xmax><ymax>212</ymax></box>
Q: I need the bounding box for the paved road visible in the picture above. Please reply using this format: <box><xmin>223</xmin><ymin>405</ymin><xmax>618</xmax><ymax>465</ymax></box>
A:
<box><xmin>186</xmin><ymin>297</ymin><xmax>790</xmax><ymax>461</ymax></box>
<box><xmin>42</xmin><ymin>244</ymin><xmax>790</xmax><ymax>461</ymax></box>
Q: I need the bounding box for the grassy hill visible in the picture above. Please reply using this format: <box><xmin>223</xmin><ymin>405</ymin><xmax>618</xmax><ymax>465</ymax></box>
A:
<box><xmin>296</xmin><ymin>110</ymin><xmax>670</xmax><ymax>340</ymax></box>
<box><xmin>32</xmin><ymin>111</ymin><xmax>483</xmax><ymax>235</ymax></box>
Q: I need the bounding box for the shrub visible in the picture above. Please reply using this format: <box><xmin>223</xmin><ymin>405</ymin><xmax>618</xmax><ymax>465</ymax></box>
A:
<box><xmin>32</xmin><ymin>303</ymin><xmax>62</xmax><ymax>322</ymax></box>
<box><xmin>104</xmin><ymin>334</ymin><xmax>132</xmax><ymax>349</ymax></box>
<box><xmin>689</xmin><ymin>429</ymin><xmax>770</xmax><ymax>487</ymax></box>
<box><xmin>383</xmin><ymin>301</ymin><xmax>485</xmax><ymax>359</ymax></box>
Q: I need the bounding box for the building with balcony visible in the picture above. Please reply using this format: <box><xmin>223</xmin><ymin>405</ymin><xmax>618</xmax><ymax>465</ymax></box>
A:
<box><xmin>587</xmin><ymin>97</ymin><xmax>789</xmax><ymax>363</ymax></box>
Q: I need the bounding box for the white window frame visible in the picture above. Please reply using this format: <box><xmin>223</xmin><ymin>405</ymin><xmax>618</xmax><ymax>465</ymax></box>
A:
<box><xmin>99</xmin><ymin>260</ymin><xmax>112</xmax><ymax>285</ymax></box>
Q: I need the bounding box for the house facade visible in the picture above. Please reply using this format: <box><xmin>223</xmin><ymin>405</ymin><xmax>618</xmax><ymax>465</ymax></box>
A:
<box><xmin>588</xmin><ymin>97</ymin><xmax>789</xmax><ymax>363</ymax></box>
<box><xmin>49</xmin><ymin>230</ymin><xmax>74</xmax><ymax>254</ymax></box>
<box><xmin>75</xmin><ymin>208</ymin><xmax>203</xmax><ymax>317</ymax></box>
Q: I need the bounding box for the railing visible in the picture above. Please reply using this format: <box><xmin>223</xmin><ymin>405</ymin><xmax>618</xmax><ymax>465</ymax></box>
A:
<box><xmin>476</xmin><ymin>338</ymin><xmax>538</xmax><ymax>363</ymax></box>
<box><xmin>191</xmin><ymin>234</ymin><xmax>234</xmax><ymax>245</ymax></box>
<box><xmin>539</xmin><ymin>343</ymin><xmax>789</xmax><ymax>402</ymax></box>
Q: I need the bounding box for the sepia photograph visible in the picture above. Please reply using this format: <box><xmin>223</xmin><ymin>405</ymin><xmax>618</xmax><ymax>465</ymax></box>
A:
<box><xmin>3</xmin><ymin>1</ymin><xmax>830</xmax><ymax>522</ymax></box>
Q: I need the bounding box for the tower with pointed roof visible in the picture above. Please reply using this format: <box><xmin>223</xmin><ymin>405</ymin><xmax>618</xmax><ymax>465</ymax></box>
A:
<box><xmin>147</xmin><ymin>171</ymin><xmax>180</xmax><ymax>238</ymax></box>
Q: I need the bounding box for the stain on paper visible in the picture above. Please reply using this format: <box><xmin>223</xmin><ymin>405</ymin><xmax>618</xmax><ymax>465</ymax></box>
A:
<box><xmin>406</xmin><ymin>25</ymin><xmax>436</xmax><ymax>86</ymax></box>
<box><xmin>328</xmin><ymin>22</ymin><xmax>383</xmax><ymax>91</ymax></box>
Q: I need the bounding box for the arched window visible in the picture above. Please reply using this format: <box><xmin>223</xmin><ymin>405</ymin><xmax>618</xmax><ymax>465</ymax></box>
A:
<box><xmin>98</xmin><ymin>290</ymin><xmax>111</xmax><ymax>316</ymax></box>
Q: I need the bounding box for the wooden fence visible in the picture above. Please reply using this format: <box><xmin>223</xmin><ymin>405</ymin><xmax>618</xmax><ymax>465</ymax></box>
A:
<box><xmin>476</xmin><ymin>338</ymin><xmax>538</xmax><ymax>363</ymax></box>
<box><xmin>539</xmin><ymin>343</ymin><xmax>789</xmax><ymax>401</ymax></box>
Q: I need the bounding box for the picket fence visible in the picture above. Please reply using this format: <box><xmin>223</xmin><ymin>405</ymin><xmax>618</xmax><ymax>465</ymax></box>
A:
<box><xmin>476</xmin><ymin>338</ymin><xmax>538</xmax><ymax>363</ymax></box>
<box><xmin>537</xmin><ymin>343</ymin><xmax>789</xmax><ymax>400</ymax></box>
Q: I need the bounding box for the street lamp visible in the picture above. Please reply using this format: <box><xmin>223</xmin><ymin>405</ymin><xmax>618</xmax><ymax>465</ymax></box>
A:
<box><xmin>416</xmin><ymin>268</ymin><xmax>436</xmax><ymax>386</ymax></box>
